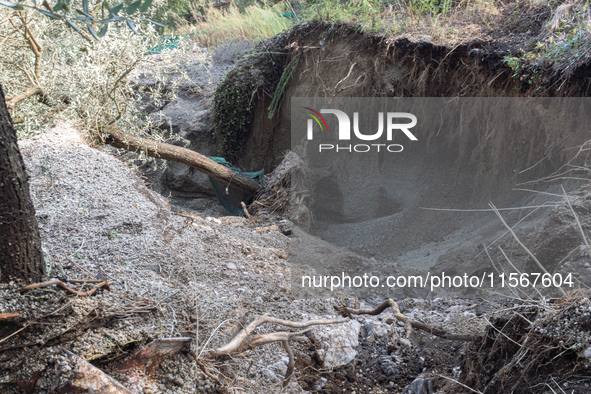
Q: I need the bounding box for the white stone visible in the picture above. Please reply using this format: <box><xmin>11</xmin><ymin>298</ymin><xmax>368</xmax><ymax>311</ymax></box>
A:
<box><xmin>446</xmin><ymin>305</ymin><xmax>465</xmax><ymax>313</ymax></box>
<box><xmin>311</xmin><ymin>318</ymin><xmax>360</xmax><ymax>369</ymax></box>
<box><xmin>363</xmin><ymin>318</ymin><xmax>391</xmax><ymax>338</ymax></box>
<box><xmin>402</xmin><ymin>375</ymin><xmax>433</xmax><ymax>394</ymax></box>
<box><xmin>286</xmin><ymin>380</ymin><xmax>306</xmax><ymax>393</ymax></box>
<box><xmin>398</xmin><ymin>338</ymin><xmax>413</xmax><ymax>349</ymax></box>
<box><xmin>577</xmin><ymin>346</ymin><xmax>591</xmax><ymax>358</ymax></box>
<box><xmin>206</xmin><ymin>217</ymin><xmax>221</xmax><ymax>224</ymax></box>
<box><xmin>312</xmin><ymin>377</ymin><xmax>327</xmax><ymax>391</ymax></box>
<box><xmin>263</xmin><ymin>369</ymin><xmax>278</xmax><ymax>382</ymax></box>
<box><xmin>271</xmin><ymin>361</ymin><xmax>288</xmax><ymax>376</ymax></box>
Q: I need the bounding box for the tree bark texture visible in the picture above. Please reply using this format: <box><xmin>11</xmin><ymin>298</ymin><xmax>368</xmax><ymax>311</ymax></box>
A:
<box><xmin>0</xmin><ymin>83</ymin><xmax>45</xmax><ymax>283</ymax></box>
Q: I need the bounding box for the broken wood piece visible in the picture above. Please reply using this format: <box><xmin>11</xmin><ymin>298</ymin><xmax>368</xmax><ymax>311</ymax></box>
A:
<box><xmin>17</xmin><ymin>370</ymin><xmax>42</xmax><ymax>394</ymax></box>
<box><xmin>281</xmin><ymin>339</ymin><xmax>295</xmax><ymax>387</ymax></box>
<box><xmin>240</xmin><ymin>201</ymin><xmax>251</xmax><ymax>219</ymax></box>
<box><xmin>19</xmin><ymin>280</ymin><xmax>112</xmax><ymax>296</ymax></box>
<box><xmin>56</xmin><ymin>348</ymin><xmax>131</xmax><ymax>394</ymax></box>
<box><xmin>63</xmin><ymin>279</ymin><xmax>106</xmax><ymax>284</ymax></box>
<box><xmin>338</xmin><ymin>299</ymin><xmax>482</xmax><ymax>342</ymax></box>
<box><xmin>237</xmin><ymin>329</ymin><xmax>312</xmax><ymax>351</ymax></box>
<box><xmin>220</xmin><ymin>308</ymin><xmax>246</xmax><ymax>379</ymax></box>
<box><xmin>221</xmin><ymin>307</ymin><xmax>246</xmax><ymax>346</ymax></box>
<box><xmin>0</xmin><ymin>312</ymin><xmax>20</xmax><ymax>320</ymax></box>
<box><xmin>118</xmin><ymin>337</ymin><xmax>191</xmax><ymax>376</ymax></box>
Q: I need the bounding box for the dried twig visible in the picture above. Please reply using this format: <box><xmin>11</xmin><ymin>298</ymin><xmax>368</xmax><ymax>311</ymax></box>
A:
<box><xmin>434</xmin><ymin>374</ymin><xmax>484</xmax><ymax>394</ymax></box>
<box><xmin>61</xmin><ymin>279</ymin><xmax>105</xmax><ymax>284</ymax></box>
<box><xmin>187</xmin><ymin>353</ymin><xmax>224</xmax><ymax>389</ymax></box>
<box><xmin>489</xmin><ymin>203</ymin><xmax>567</xmax><ymax>297</ymax></box>
<box><xmin>0</xmin><ymin>313</ymin><xmax>20</xmax><ymax>320</ymax></box>
<box><xmin>20</xmin><ymin>280</ymin><xmax>112</xmax><ymax>296</ymax></box>
<box><xmin>240</xmin><ymin>201</ymin><xmax>251</xmax><ymax>219</ymax></box>
<box><xmin>561</xmin><ymin>186</ymin><xmax>591</xmax><ymax>262</ymax></box>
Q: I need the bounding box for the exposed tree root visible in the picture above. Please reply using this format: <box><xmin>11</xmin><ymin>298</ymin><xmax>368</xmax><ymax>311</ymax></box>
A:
<box><xmin>248</xmin><ymin>151</ymin><xmax>310</xmax><ymax>225</ymax></box>
<box><xmin>336</xmin><ymin>299</ymin><xmax>483</xmax><ymax>342</ymax></box>
<box><xmin>206</xmin><ymin>314</ymin><xmax>347</xmax><ymax>386</ymax></box>
<box><xmin>19</xmin><ymin>279</ymin><xmax>112</xmax><ymax>296</ymax></box>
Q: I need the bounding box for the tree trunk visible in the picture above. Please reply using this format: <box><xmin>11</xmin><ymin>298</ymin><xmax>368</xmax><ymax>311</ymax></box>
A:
<box><xmin>103</xmin><ymin>124</ymin><xmax>262</xmax><ymax>196</ymax></box>
<box><xmin>0</xmin><ymin>83</ymin><xmax>45</xmax><ymax>283</ymax></box>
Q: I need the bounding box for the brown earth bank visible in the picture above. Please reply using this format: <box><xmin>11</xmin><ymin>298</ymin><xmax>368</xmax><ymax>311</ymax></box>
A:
<box><xmin>217</xmin><ymin>20</ymin><xmax>591</xmax><ymax>172</ymax></box>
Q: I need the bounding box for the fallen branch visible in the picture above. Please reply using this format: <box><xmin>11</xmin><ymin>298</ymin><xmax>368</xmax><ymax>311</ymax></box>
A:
<box><xmin>101</xmin><ymin>124</ymin><xmax>261</xmax><ymax>195</ymax></box>
<box><xmin>236</xmin><ymin>329</ymin><xmax>311</xmax><ymax>351</ymax></box>
<box><xmin>337</xmin><ymin>299</ymin><xmax>482</xmax><ymax>342</ymax></box>
<box><xmin>5</xmin><ymin>86</ymin><xmax>42</xmax><ymax>110</ymax></box>
<box><xmin>61</xmin><ymin>279</ymin><xmax>106</xmax><ymax>284</ymax></box>
<box><xmin>20</xmin><ymin>280</ymin><xmax>112</xmax><ymax>296</ymax></box>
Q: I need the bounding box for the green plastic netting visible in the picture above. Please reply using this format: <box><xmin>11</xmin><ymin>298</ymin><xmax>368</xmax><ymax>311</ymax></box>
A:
<box><xmin>208</xmin><ymin>157</ymin><xmax>264</xmax><ymax>216</ymax></box>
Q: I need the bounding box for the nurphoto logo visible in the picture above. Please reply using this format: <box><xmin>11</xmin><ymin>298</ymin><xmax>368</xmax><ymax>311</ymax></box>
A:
<box><xmin>303</xmin><ymin>107</ymin><xmax>418</xmax><ymax>153</ymax></box>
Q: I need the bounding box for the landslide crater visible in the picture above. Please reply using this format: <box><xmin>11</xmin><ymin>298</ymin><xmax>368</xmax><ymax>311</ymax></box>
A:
<box><xmin>212</xmin><ymin>21</ymin><xmax>591</xmax><ymax>296</ymax></box>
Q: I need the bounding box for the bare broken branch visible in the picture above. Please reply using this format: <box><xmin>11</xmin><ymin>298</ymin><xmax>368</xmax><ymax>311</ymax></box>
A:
<box><xmin>5</xmin><ymin>86</ymin><xmax>42</xmax><ymax>110</ymax></box>
<box><xmin>0</xmin><ymin>313</ymin><xmax>20</xmax><ymax>320</ymax></box>
<box><xmin>237</xmin><ymin>328</ymin><xmax>311</xmax><ymax>351</ymax></box>
<box><xmin>281</xmin><ymin>339</ymin><xmax>294</xmax><ymax>387</ymax></box>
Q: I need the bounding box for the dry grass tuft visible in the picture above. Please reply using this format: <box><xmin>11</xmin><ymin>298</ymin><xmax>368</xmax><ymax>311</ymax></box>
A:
<box><xmin>175</xmin><ymin>3</ymin><xmax>293</xmax><ymax>48</ymax></box>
